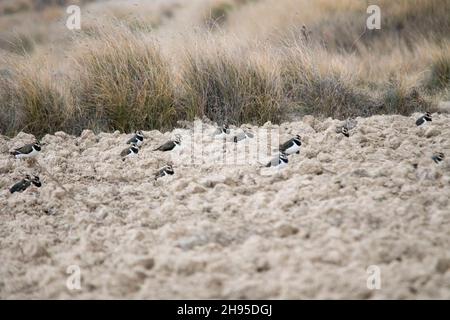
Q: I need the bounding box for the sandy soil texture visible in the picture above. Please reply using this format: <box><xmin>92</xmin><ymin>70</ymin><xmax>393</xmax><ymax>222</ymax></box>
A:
<box><xmin>1</xmin><ymin>113</ymin><xmax>450</xmax><ymax>299</ymax></box>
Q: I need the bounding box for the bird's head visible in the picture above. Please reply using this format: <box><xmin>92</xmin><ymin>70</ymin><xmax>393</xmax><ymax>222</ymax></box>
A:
<box><xmin>31</xmin><ymin>175</ymin><xmax>42</xmax><ymax>187</ymax></box>
<box><xmin>341</xmin><ymin>127</ymin><xmax>349</xmax><ymax>137</ymax></box>
<box><xmin>130</xmin><ymin>143</ymin><xmax>139</xmax><ymax>151</ymax></box>
<box><xmin>33</xmin><ymin>142</ymin><xmax>42</xmax><ymax>150</ymax></box>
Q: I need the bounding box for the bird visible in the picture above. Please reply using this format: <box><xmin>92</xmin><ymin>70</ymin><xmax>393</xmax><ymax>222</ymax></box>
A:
<box><xmin>10</xmin><ymin>142</ymin><xmax>41</xmax><ymax>159</ymax></box>
<box><xmin>153</xmin><ymin>134</ymin><xmax>181</xmax><ymax>152</ymax></box>
<box><xmin>120</xmin><ymin>143</ymin><xmax>139</xmax><ymax>161</ymax></box>
<box><xmin>126</xmin><ymin>130</ymin><xmax>144</xmax><ymax>147</ymax></box>
<box><xmin>279</xmin><ymin>134</ymin><xmax>302</xmax><ymax>155</ymax></box>
<box><xmin>416</xmin><ymin>112</ymin><xmax>432</xmax><ymax>127</ymax></box>
<box><xmin>9</xmin><ymin>175</ymin><xmax>41</xmax><ymax>194</ymax></box>
<box><xmin>154</xmin><ymin>164</ymin><xmax>174</xmax><ymax>180</ymax></box>
<box><xmin>432</xmin><ymin>152</ymin><xmax>445</xmax><ymax>164</ymax></box>
<box><xmin>30</xmin><ymin>175</ymin><xmax>42</xmax><ymax>188</ymax></box>
<box><xmin>213</xmin><ymin>123</ymin><xmax>230</xmax><ymax>138</ymax></box>
<box><xmin>265</xmin><ymin>152</ymin><xmax>289</xmax><ymax>169</ymax></box>
<box><xmin>341</xmin><ymin>126</ymin><xmax>349</xmax><ymax>137</ymax></box>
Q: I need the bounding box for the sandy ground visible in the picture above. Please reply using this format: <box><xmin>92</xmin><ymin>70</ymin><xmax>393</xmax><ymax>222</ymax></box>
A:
<box><xmin>1</xmin><ymin>113</ymin><xmax>450</xmax><ymax>299</ymax></box>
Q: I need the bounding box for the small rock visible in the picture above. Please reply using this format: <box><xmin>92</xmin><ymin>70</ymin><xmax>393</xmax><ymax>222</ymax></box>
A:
<box><xmin>52</xmin><ymin>188</ymin><xmax>66</xmax><ymax>200</ymax></box>
<box><xmin>54</xmin><ymin>131</ymin><xmax>68</xmax><ymax>139</ymax></box>
<box><xmin>352</xmin><ymin>169</ymin><xmax>370</xmax><ymax>178</ymax></box>
<box><xmin>24</xmin><ymin>242</ymin><xmax>49</xmax><ymax>259</ymax></box>
<box><xmin>321</xmin><ymin>250</ymin><xmax>341</xmax><ymax>264</ymax></box>
<box><xmin>95</xmin><ymin>208</ymin><xmax>108</xmax><ymax>220</ymax></box>
<box><xmin>255</xmin><ymin>260</ymin><xmax>270</xmax><ymax>272</ymax></box>
<box><xmin>192</xmin><ymin>184</ymin><xmax>206</xmax><ymax>194</ymax></box>
<box><xmin>435</xmin><ymin>258</ymin><xmax>450</xmax><ymax>274</ymax></box>
<box><xmin>134</xmin><ymin>257</ymin><xmax>155</xmax><ymax>270</ymax></box>
<box><xmin>300</xmin><ymin>160</ymin><xmax>323</xmax><ymax>175</ymax></box>
<box><xmin>177</xmin><ymin>235</ymin><xmax>208</xmax><ymax>250</ymax></box>
<box><xmin>317</xmin><ymin>152</ymin><xmax>332</xmax><ymax>163</ymax></box>
<box><xmin>425</xmin><ymin>128</ymin><xmax>440</xmax><ymax>138</ymax></box>
<box><xmin>387</xmin><ymin>138</ymin><xmax>402</xmax><ymax>150</ymax></box>
<box><xmin>275</xmin><ymin>223</ymin><xmax>299</xmax><ymax>238</ymax></box>
<box><xmin>201</xmin><ymin>175</ymin><xmax>226</xmax><ymax>188</ymax></box>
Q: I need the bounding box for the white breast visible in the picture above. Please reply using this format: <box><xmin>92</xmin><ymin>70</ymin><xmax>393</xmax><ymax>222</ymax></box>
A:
<box><xmin>285</xmin><ymin>143</ymin><xmax>300</xmax><ymax>155</ymax></box>
<box><xmin>126</xmin><ymin>150</ymin><xmax>138</xmax><ymax>158</ymax></box>
<box><xmin>16</xmin><ymin>148</ymin><xmax>39</xmax><ymax>159</ymax></box>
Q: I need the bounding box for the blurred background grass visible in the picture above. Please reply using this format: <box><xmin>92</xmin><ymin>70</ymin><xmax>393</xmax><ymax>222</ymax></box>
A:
<box><xmin>0</xmin><ymin>0</ymin><xmax>449</xmax><ymax>137</ymax></box>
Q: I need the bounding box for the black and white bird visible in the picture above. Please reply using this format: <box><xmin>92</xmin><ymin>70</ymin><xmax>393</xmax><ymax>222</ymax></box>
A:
<box><xmin>10</xmin><ymin>142</ymin><xmax>41</xmax><ymax>159</ymax></box>
<box><xmin>213</xmin><ymin>123</ymin><xmax>230</xmax><ymax>139</ymax></box>
<box><xmin>154</xmin><ymin>164</ymin><xmax>174</xmax><ymax>180</ymax></box>
<box><xmin>416</xmin><ymin>112</ymin><xmax>432</xmax><ymax>127</ymax></box>
<box><xmin>279</xmin><ymin>134</ymin><xmax>302</xmax><ymax>155</ymax></box>
<box><xmin>432</xmin><ymin>152</ymin><xmax>445</xmax><ymax>164</ymax></box>
<box><xmin>126</xmin><ymin>130</ymin><xmax>144</xmax><ymax>147</ymax></box>
<box><xmin>154</xmin><ymin>134</ymin><xmax>181</xmax><ymax>152</ymax></box>
<box><xmin>265</xmin><ymin>152</ymin><xmax>289</xmax><ymax>169</ymax></box>
<box><xmin>9</xmin><ymin>175</ymin><xmax>41</xmax><ymax>194</ymax></box>
<box><xmin>341</xmin><ymin>126</ymin><xmax>350</xmax><ymax>137</ymax></box>
<box><xmin>120</xmin><ymin>143</ymin><xmax>139</xmax><ymax>161</ymax></box>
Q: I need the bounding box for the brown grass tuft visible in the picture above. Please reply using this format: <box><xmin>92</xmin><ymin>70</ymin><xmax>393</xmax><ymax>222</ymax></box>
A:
<box><xmin>71</xmin><ymin>25</ymin><xmax>178</xmax><ymax>133</ymax></box>
<box><xmin>180</xmin><ymin>44</ymin><xmax>283</xmax><ymax>125</ymax></box>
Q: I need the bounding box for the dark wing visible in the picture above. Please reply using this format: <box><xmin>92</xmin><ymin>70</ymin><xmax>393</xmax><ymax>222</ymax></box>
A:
<box><xmin>415</xmin><ymin>116</ymin><xmax>424</xmax><ymax>126</ymax></box>
<box><xmin>126</xmin><ymin>135</ymin><xmax>137</xmax><ymax>144</ymax></box>
<box><xmin>10</xmin><ymin>179</ymin><xmax>30</xmax><ymax>193</ymax></box>
<box><xmin>154</xmin><ymin>170</ymin><xmax>164</xmax><ymax>180</ymax></box>
<box><xmin>11</xmin><ymin>143</ymin><xmax>33</xmax><ymax>155</ymax></box>
<box><xmin>279</xmin><ymin>139</ymin><xmax>294</xmax><ymax>152</ymax></box>
<box><xmin>120</xmin><ymin>147</ymin><xmax>131</xmax><ymax>157</ymax></box>
<box><xmin>155</xmin><ymin>167</ymin><xmax>172</xmax><ymax>180</ymax></box>
<box><xmin>154</xmin><ymin>140</ymin><xmax>175</xmax><ymax>151</ymax></box>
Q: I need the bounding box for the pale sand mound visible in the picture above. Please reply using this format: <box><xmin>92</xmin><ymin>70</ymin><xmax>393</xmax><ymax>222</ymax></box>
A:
<box><xmin>1</xmin><ymin>113</ymin><xmax>449</xmax><ymax>299</ymax></box>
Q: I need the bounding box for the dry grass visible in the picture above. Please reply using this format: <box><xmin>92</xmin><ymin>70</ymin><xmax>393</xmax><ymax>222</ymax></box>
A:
<box><xmin>0</xmin><ymin>58</ymin><xmax>69</xmax><ymax>137</ymax></box>
<box><xmin>180</xmin><ymin>41</ymin><xmax>283</xmax><ymax>125</ymax></box>
<box><xmin>0</xmin><ymin>0</ymin><xmax>449</xmax><ymax>137</ymax></box>
<box><xmin>71</xmin><ymin>25</ymin><xmax>178</xmax><ymax>134</ymax></box>
<box><xmin>426</xmin><ymin>50</ymin><xmax>450</xmax><ymax>91</ymax></box>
